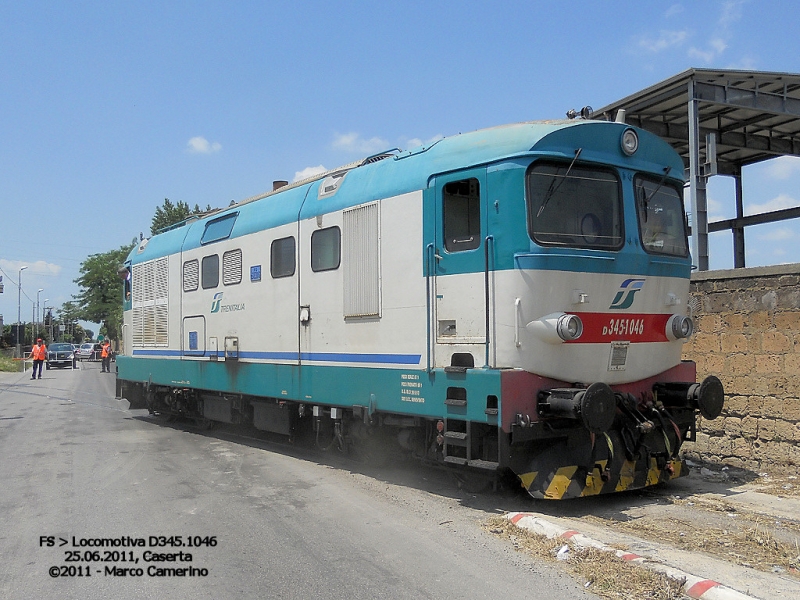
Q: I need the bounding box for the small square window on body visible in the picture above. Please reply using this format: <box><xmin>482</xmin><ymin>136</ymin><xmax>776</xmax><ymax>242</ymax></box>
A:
<box><xmin>202</xmin><ymin>254</ymin><xmax>219</xmax><ymax>289</ymax></box>
<box><xmin>311</xmin><ymin>227</ymin><xmax>340</xmax><ymax>272</ymax></box>
<box><xmin>271</xmin><ymin>237</ymin><xmax>296</xmax><ymax>278</ymax></box>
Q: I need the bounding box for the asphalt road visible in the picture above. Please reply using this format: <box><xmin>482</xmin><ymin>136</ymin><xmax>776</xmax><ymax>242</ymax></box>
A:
<box><xmin>0</xmin><ymin>362</ymin><xmax>595</xmax><ymax>600</ymax></box>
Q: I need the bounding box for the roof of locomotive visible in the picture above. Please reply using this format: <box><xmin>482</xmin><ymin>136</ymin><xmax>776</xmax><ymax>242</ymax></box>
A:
<box><xmin>128</xmin><ymin>119</ymin><xmax>684</xmax><ymax>264</ymax></box>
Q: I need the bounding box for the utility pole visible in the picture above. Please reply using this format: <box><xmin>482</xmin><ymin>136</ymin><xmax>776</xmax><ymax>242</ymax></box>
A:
<box><xmin>36</xmin><ymin>289</ymin><xmax>43</xmax><ymax>340</ymax></box>
<box><xmin>43</xmin><ymin>299</ymin><xmax>49</xmax><ymax>341</ymax></box>
<box><xmin>16</xmin><ymin>266</ymin><xmax>28</xmax><ymax>357</ymax></box>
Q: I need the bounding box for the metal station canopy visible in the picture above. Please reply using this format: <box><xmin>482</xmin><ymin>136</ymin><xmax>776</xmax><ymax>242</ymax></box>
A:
<box><xmin>595</xmin><ymin>68</ymin><xmax>800</xmax><ymax>270</ymax></box>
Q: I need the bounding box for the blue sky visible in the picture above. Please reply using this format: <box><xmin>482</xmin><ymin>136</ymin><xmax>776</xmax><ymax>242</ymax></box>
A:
<box><xmin>1</xmin><ymin>1</ymin><xmax>799</xmax><ymax>331</ymax></box>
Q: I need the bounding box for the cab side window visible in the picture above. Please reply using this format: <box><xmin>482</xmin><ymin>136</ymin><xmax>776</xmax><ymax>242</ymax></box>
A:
<box><xmin>443</xmin><ymin>178</ymin><xmax>481</xmax><ymax>252</ymax></box>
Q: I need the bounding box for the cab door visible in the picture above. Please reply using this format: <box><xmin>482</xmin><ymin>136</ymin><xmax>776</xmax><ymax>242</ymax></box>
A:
<box><xmin>431</xmin><ymin>168</ymin><xmax>489</xmax><ymax>367</ymax></box>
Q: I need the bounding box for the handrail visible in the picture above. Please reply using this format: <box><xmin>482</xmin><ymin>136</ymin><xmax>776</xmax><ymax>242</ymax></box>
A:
<box><xmin>484</xmin><ymin>235</ymin><xmax>495</xmax><ymax>368</ymax></box>
<box><xmin>514</xmin><ymin>298</ymin><xmax>522</xmax><ymax>347</ymax></box>
<box><xmin>425</xmin><ymin>243</ymin><xmax>435</xmax><ymax>373</ymax></box>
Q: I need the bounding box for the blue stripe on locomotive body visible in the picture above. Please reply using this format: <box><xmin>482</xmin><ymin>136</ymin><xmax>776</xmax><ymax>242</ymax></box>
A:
<box><xmin>131</xmin><ymin>348</ymin><xmax>422</xmax><ymax>364</ymax></box>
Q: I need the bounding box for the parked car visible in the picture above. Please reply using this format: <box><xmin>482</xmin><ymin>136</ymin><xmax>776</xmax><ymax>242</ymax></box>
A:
<box><xmin>47</xmin><ymin>343</ymin><xmax>76</xmax><ymax>369</ymax></box>
<box><xmin>76</xmin><ymin>343</ymin><xmax>101</xmax><ymax>361</ymax></box>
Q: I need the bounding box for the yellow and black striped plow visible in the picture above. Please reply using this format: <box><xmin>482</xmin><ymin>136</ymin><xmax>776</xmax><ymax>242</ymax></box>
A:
<box><xmin>516</xmin><ymin>429</ymin><xmax>686</xmax><ymax>500</ymax></box>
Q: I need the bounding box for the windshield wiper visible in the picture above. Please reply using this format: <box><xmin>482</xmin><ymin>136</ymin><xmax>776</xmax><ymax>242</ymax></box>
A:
<box><xmin>537</xmin><ymin>148</ymin><xmax>582</xmax><ymax>218</ymax></box>
<box><xmin>640</xmin><ymin>165</ymin><xmax>672</xmax><ymax>222</ymax></box>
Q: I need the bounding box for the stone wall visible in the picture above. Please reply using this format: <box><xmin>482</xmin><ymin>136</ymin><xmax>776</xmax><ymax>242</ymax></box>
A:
<box><xmin>681</xmin><ymin>264</ymin><xmax>800</xmax><ymax>474</ymax></box>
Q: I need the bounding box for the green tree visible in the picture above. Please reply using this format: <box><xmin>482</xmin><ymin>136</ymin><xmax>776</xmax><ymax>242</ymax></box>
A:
<box><xmin>150</xmin><ymin>198</ymin><xmax>212</xmax><ymax>236</ymax></box>
<box><xmin>57</xmin><ymin>301</ymin><xmax>86</xmax><ymax>343</ymax></box>
<box><xmin>72</xmin><ymin>243</ymin><xmax>136</xmax><ymax>342</ymax></box>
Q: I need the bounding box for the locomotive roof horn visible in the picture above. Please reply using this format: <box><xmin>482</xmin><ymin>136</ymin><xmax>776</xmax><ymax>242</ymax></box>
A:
<box><xmin>566</xmin><ymin>106</ymin><xmax>594</xmax><ymax>120</ymax></box>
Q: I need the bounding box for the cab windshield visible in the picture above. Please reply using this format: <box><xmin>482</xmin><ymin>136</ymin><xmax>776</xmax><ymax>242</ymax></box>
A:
<box><xmin>527</xmin><ymin>162</ymin><xmax>623</xmax><ymax>250</ymax></box>
<box><xmin>634</xmin><ymin>175</ymin><xmax>689</xmax><ymax>257</ymax></box>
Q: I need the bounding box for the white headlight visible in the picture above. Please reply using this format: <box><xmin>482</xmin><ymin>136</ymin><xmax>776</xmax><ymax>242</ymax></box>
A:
<box><xmin>621</xmin><ymin>128</ymin><xmax>639</xmax><ymax>156</ymax></box>
<box><xmin>556</xmin><ymin>314</ymin><xmax>584</xmax><ymax>341</ymax></box>
<box><xmin>666</xmin><ymin>314</ymin><xmax>694</xmax><ymax>340</ymax></box>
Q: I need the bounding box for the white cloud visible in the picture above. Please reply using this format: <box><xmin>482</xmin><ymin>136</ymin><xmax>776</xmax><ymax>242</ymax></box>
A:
<box><xmin>332</xmin><ymin>132</ymin><xmax>390</xmax><ymax>155</ymax></box>
<box><xmin>710</xmin><ymin>38</ymin><xmax>727</xmax><ymax>54</ymax></box>
<box><xmin>293</xmin><ymin>165</ymin><xmax>327</xmax><ymax>182</ymax></box>
<box><xmin>765</xmin><ymin>156</ymin><xmax>800</xmax><ymax>180</ymax></box>
<box><xmin>755</xmin><ymin>227</ymin><xmax>794</xmax><ymax>242</ymax></box>
<box><xmin>745</xmin><ymin>193</ymin><xmax>798</xmax><ymax>215</ymax></box>
<box><xmin>688</xmin><ymin>47</ymin><xmax>715</xmax><ymax>63</ymax></box>
<box><xmin>689</xmin><ymin>37</ymin><xmax>728</xmax><ymax>64</ymax></box>
<box><xmin>404</xmin><ymin>134</ymin><xmax>444</xmax><ymax>150</ymax></box>
<box><xmin>706</xmin><ymin>197</ymin><xmax>726</xmax><ymax>222</ymax></box>
<box><xmin>0</xmin><ymin>259</ymin><xmax>61</xmax><ymax>278</ymax></box>
<box><xmin>637</xmin><ymin>30</ymin><xmax>687</xmax><ymax>52</ymax></box>
<box><xmin>665</xmin><ymin>4</ymin><xmax>684</xmax><ymax>18</ymax></box>
<box><xmin>719</xmin><ymin>0</ymin><xmax>746</xmax><ymax>30</ymax></box>
<box><xmin>186</xmin><ymin>136</ymin><xmax>222</xmax><ymax>154</ymax></box>
<box><xmin>687</xmin><ymin>1</ymin><xmax>745</xmax><ymax>65</ymax></box>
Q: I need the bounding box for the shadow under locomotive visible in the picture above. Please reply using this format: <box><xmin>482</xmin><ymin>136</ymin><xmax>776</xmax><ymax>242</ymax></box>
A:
<box><xmin>120</xmin><ymin>366</ymin><xmax>724</xmax><ymax>507</ymax></box>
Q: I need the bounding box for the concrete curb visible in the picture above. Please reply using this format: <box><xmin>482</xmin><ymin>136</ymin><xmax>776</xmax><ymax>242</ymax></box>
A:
<box><xmin>507</xmin><ymin>512</ymin><xmax>759</xmax><ymax>600</ymax></box>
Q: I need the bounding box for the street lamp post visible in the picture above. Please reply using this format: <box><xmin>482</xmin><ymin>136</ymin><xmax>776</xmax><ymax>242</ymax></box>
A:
<box><xmin>36</xmin><ymin>289</ymin><xmax>43</xmax><ymax>341</ymax></box>
<box><xmin>16</xmin><ymin>266</ymin><xmax>28</xmax><ymax>357</ymax></box>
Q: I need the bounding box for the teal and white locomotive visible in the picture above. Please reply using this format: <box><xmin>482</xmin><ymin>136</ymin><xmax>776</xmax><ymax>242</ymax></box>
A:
<box><xmin>116</xmin><ymin>118</ymin><xmax>724</xmax><ymax>499</ymax></box>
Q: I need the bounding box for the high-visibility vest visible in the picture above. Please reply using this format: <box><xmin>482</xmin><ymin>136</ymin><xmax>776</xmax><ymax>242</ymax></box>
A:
<box><xmin>31</xmin><ymin>345</ymin><xmax>47</xmax><ymax>360</ymax></box>
<box><xmin>101</xmin><ymin>344</ymin><xmax>110</xmax><ymax>358</ymax></box>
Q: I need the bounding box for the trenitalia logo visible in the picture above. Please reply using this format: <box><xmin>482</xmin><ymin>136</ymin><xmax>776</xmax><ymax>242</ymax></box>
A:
<box><xmin>609</xmin><ymin>279</ymin><xmax>645</xmax><ymax>310</ymax></box>
<box><xmin>210</xmin><ymin>292</ymin><xmax>245</xmax><ymax>314</ymax></box>
<box><xmin>211</xmin><ymin>292</ymin><xmax>223</xmax><ymax>313</ymax></box>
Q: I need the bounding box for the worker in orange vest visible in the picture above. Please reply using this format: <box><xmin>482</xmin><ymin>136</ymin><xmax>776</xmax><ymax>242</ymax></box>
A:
<box><xmin>30</xmin><ymin>338</ymin><xmax>47</xmax><ymax>380</ymax></box>
<box><xmin>101</xmin><ymin>340</ymin><xmax>112</xmax><ymax>373</ymax></box>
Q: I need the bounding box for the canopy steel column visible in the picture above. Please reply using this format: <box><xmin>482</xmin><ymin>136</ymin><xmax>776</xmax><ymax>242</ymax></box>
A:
<box><xmin>733</xmin><ymin>167</ymin><xmax>746</xmax><ymax>268</ymax></box>
<box><xmin>687</xmin><ymin>80</ymin><xmax>709</xmax><ymax>271</ymax></box>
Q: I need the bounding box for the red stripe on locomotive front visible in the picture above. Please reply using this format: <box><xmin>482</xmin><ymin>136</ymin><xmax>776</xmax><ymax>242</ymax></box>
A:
<box><xmin>564</xmin><ymin>312</ymin><xmax>671</xmax><ymax>343</ymax></box>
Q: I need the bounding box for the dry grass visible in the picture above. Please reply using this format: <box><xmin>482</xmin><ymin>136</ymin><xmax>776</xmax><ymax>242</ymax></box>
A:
<box><xmin>751</xmin><ymin>474</ymin><xmax>800</xmax><ymax>498</ymax></box>
<box><xmin>484</xmin><ymin>517</ymin><xmax>687</xmax><ymax>600</ymax></box>
<box><xmin>583</xmin><ymin>506</ymin><xmax>800</xmax><ymax>578</ymax></box>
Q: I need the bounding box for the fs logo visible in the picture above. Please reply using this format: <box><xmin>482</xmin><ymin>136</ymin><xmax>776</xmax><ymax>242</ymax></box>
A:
<box><xmin>211</xmin><ymin>292</ymin><xmax>223</xmax><ymax>313</ymax></box>
<box><xmin>609</xmin><ymin>279</ymin><xmax>645</xmax><ymax>310</ymax></box>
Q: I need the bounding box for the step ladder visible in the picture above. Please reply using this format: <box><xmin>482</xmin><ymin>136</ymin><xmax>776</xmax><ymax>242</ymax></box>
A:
<box><xmin>442</xmin><ymin>418</ymin><xmax>499</xmax><ymax>471</ymax></box>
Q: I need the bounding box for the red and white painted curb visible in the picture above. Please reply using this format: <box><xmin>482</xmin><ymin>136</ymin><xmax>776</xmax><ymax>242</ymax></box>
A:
<box><xmin>506</xmin><ymin>512</ymin><xmax>758</xmax><ymax>600</ymax></box>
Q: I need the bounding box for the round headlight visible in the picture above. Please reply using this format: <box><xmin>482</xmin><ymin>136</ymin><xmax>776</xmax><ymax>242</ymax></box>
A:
<box><xmin>556</xmin><ymin>314</ymin><xmax>583</xmax><ymax>341</ymax></box>
<box><xmin>667</xmin><ymin>314</ymin><xmax>694</xmax><ymax>340</ymax></box>
<box><xmin>621</xmin><ymin>128</ymin><xmax>639</xmax><ymax>156</ymax></box>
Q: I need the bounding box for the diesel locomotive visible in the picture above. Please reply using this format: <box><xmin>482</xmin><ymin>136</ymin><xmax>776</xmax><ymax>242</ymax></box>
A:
<box><xmin>116</xmin><ymin>117</ymin><xmax>724</xmax><ymax>499</ymax></box>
